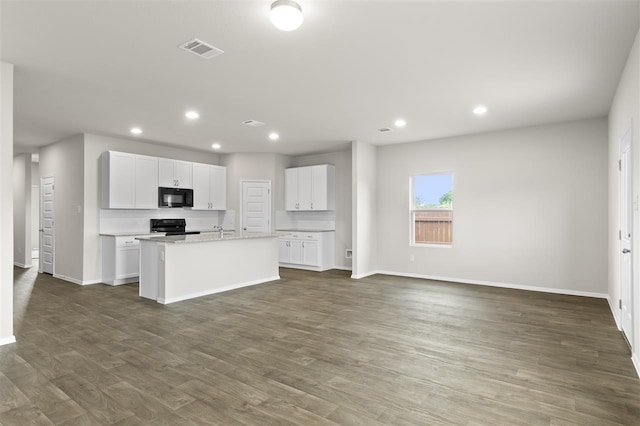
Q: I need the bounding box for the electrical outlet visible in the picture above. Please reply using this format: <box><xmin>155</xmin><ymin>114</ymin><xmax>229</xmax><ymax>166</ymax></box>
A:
<box><xmin>76</xmin><ymin>205</ymin><xmax>82</xmax><ymax>214</ymax></box>
<box><xmin>345</xmin><ymin>249</ymin><xmax>352</xmax><ymax>259</ymax></box>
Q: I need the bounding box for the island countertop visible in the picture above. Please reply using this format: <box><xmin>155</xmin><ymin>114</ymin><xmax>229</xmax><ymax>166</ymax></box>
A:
<box><xmin>136</xmin><ymin>232</ymin><xmax>280</xmax><ymax>244</ymax></box>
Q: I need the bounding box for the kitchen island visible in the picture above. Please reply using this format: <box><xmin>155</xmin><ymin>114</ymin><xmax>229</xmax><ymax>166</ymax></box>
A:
<box><xmin>137</xmin><ymin>232</ymin><xmax>280</xmax><ymax>304</ymax></box>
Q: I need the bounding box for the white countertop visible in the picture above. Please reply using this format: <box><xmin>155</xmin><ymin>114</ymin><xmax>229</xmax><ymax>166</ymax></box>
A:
<box><xmin>136</xmin><ymin>232</ymin><xmax>280</xmax><ymax>244</ymax></box>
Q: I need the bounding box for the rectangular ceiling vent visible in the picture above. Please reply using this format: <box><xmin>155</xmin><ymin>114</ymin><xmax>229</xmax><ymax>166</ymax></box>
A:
<box><xmin>242</xmin><ymin>120</ymin><xmax>265</xmax><ymax>127</ymax></box>
<box><xmin>179</xmin><ymin>38</ymin><xmax>224</xmax><ymax>60</ymax></box>
<box><xmin>378</xmin><ymin>127</ymin><xmax>393</xmax><ymax>133</ymax></box>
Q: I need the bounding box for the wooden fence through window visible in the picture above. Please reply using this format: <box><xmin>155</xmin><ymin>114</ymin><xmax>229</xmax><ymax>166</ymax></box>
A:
<box><xmin>414</xmin><ymin>210</ymin><xmax>452</xmax><ymax>244</ymax></box>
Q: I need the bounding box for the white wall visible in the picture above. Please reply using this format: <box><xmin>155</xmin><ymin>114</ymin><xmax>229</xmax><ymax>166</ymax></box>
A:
<box><xmin>609</xmin><ymin>28</ymin><xmax>640</xmax><ymax>372</ymax></box>
<box><xmin>0</xmin><ymin>62</ymin><xmax>15</xmax><ymax>345</ymax></box>
<box><xmin>221</xmin><ymin>153</ymin><xmax>291</xmax><ymax>232</ymax></box>
<box><xmin>375</xmin><ymin>118</ymin><xmax>608</xmax><ymax>295</ymax></box>
<box><xmin>13</xmin><ymin>153</ymin><xmax>31</xmax><ymax>267</ymax></box>
<box><xmin>83</xmin><ymin>133</ymin><xmax>221</xmax><ymax>283</ymax></box>
<box><xmin>352</xmin><ymin>141</ymin><xmax>378</xmax><ymax>278</ymax></box>
<box><xmin>39</xmin><ymin>134</ymin><xmax>85</xmax><ymax>282</ymax></box>
<box><xmin>292</xmin><ymin>150</ymin><xmax>353</xmax><ymax>270</ymax></box>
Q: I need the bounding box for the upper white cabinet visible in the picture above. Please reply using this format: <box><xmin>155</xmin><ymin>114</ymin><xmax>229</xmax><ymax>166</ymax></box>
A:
<box><xmin>159</xmin><ymin>158</ymin><xmax>193</xmax><ymax>189</ymax></box>
<box><xmin>285</xmin><ymin>164</ymin><xmax>335</xmax><ymax>211</ymax></box>
<box><xmin>102</xmin><ymin>151</ymin><xmax>158</xmax><ymax>209</ymax></box>
<box><xmin>192</xmin><ymin>163</ymin><xmax>227</xmax><ymax>210</ymax></box>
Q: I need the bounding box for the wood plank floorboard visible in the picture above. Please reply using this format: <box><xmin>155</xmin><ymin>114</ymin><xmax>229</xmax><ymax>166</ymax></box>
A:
<box><xmin>2</xmin><ymin>265</ymin><xmax>639</xmax><ymax>425</ymax></box>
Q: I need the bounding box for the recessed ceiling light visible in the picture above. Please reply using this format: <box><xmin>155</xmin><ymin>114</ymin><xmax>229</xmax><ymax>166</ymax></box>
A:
<box><xmin>185</xmin><ymin>110</ymin><xmax>199</xmax><ymax>120</ymax></box>
<box><xmin>211</xmin><ymin>143</ymin><xmax>221</xmax><ymax>150</ymax></box>
<box><xmin>130</xmin><ymin>127</ymin><xmax>142</xmax><ymax>135</ymax></box>
<box><xmin>473</xmin><ymin>105</ymin><xmax>488</xmax><ymax>115</ymax></box>
<box><xmin>394</xmin><ymin>119</ymin><xmax>407</xmax><ymax>128</ymax></box>
<box><xmin>269</xmin><ymin>132</ymin><xmax>279</xmax><ymax>141</ymax></box>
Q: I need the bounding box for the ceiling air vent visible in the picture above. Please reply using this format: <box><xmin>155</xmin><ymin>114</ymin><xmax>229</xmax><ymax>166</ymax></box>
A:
<box><xmin>242</xmin><ymin>120</ymin><xmax>265</xmax><ymax>127</ymax></box>
<box><xmin>179</xmin><ymin>38</ymin><xmax>224</xmax><ymax>60</ymax></box>
<box><xmin>378</xmin><ymin>127</ymin><xmax>393</xmax><ymax>133</ymax></box>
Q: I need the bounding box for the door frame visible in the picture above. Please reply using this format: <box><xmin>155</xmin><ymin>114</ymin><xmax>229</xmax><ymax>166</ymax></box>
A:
<box><xmin>619</xmin><ymin>122</ymin><xmax>634</xmax><ymax>349</ymax></box>
<box><xmin>39</xmin><ymin>175</ymin><xmax>55</xmax><ymax>275</ymax></box>
<box><xmin>240</xmin><ymin>180</ymin><xmax>272</xmax><ymax>233</ymax></box>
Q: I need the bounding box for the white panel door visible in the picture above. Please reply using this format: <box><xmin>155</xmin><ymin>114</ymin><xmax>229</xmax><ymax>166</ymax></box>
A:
<box><xmin>302</xmin><ymin>240</ymin><xmax>319</xmax><ymax>266</ymax></box>
<box><xmin>174</xmin><ymin>161</ymin><xmax>193</xmax><ymax>188</ymax></box>
<box><xmin>210</xmin><ymin>166</ymin><xmax>227</xmax><ymax>210</ymax></box>
<box><xmin>297</xmin><ymin>166</ymin><xmax>312</xmax><ymax>210</ymax></box>
<box><xmin>158</xmin><ymin>158</ymin><xmax>175</xmax><ymax>187</ymax></box>
<box><xmin>290</xmin><ymin>240</ymin><xmax>303</xmax><ymax>264</ymax></box>
<box><xmin>310</xmin><ymin>165</ymin><xmax>327</xmax><ymax>210</ymax></box>
<box><xmin>192</xmin><ymin>163</ymin><xmax>211</xmax><ymax>209</ymax></box>
<box><xmin>278</xmin><ymin>239</ymin><xmax>291</xmax><ymax>263</ymax></box>
<box><xmin>620</xmin><ymin>124</ymin><xmax>634</xmax><ymax>345</ymax></box>
<box><xmin>134</xmin><ymin>155</ymin><xmax>158</xmax><ymax>209</ymax></box>
<box><xmin>285</xmin><ymin>168</ymin><xmax>298</xmax><ymax>210</ymax></box>
<box><xmin>109</xmin><ymin>152</ymin><xmax>135</xmax><ymax>208</ymax></box>
<box><xmin>242</xmin><ymin>181</ymin><xmax>270</xmax><ymax>233</ymax></box>
<box><xmin>40</xmin><ymin>176</ymin><xmax>54</xmax><ymax>275</ymax></box>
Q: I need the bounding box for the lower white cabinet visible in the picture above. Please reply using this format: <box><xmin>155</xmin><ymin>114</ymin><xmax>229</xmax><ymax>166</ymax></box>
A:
<box><xmin>278</xmin><ymin>231</ymin><xmax>334</xmax><ymax>271</ymax></box>
<box><xmin>102</xmin><ymin>235</ymin><xmax>143</xmax><ymax>285</ymax></box>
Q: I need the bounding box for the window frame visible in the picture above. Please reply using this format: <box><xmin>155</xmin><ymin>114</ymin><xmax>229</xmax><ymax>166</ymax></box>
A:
<box><xmin>410</xmin><ymin>172</ymin><xmax>454</xmax><ymax>248</ymax></box>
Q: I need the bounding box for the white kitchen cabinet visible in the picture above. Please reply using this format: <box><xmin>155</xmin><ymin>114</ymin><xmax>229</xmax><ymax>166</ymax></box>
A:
<box><xmin>192</xmin><ymin>162</ymin><xmax>227</xmax><ymax>210</ymax></box>
<box><xmin>284</xmin><ymin>165</ymin><xmax>335</xmax><ymax>211</ymax></box>
<box><xmin>158</xmin><ymin>158</ymin><xmax>193</xmax><ymax>188</ymax></box>
<box><xmin>134</xmin><ymin>154</ymin><xmax>159</xmax><ymax>208</ymax></box>
<box><xmin>102</xmin><ymin>235</ymin><xmax>144</xmax><ymax>285</ymax></box>
<box><xmin>278</xmin><ymin>231</ymin><xmax>334</xmax><ymax>271</ymax></box>
<box><xmin>101</xmin><ymin>151</ymin><xmax>158</xmax><ymax>209</ymax></box>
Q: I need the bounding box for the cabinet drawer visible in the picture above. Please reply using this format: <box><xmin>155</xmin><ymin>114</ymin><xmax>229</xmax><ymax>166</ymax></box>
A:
<box><xmin>287</xmin><ymin>233</ymin><xmax>320</xmax><ymax>241</ymax></box>
<box><xmin>115</xmin><ymin>237</ymin><xmax>140</xmax><ymax>248</ymax></box>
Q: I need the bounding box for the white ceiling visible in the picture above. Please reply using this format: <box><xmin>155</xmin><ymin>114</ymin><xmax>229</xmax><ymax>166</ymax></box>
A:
<box><xmin>2</xmin><ymin>1</ymin><xmax>639</xmax><ymax>155</ymax></box>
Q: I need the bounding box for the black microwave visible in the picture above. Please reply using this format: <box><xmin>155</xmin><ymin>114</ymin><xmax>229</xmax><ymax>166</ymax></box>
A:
<box><xmin>158</xmin><ymin>187</ymin><xmax>193</xmax><ymax>208</ymax></box>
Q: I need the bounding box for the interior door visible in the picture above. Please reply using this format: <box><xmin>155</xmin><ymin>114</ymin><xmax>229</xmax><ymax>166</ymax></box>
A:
<box><xmin>40</xmin><ymin>176</ymin><xmax>54</xmax><ymax>275</ymax></box>
<box><xmin>241</xmin><ymin>181</ymin><xmax>271</xmax><ymax>233</ymax></box>
<box><xmin>620</xmin><ymin>124</ymin><xmax>633</xmax><ymax>346</ymax></box>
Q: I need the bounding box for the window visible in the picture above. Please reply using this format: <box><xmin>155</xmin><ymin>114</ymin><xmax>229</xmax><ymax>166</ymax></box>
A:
<box><xmin>411</xmin><ymin>173</ymin><xmax>453</xmax><ymax>245</ymax></box>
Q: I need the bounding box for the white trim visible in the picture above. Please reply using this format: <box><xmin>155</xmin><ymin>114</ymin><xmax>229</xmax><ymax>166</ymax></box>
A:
<box><xmin>608</xmin><ymin>296</ymin><xmax>622</xmax><ymax>330</ymax></box>
<box><xmin>13</xmin><ymin>262</ymin><xmax>32</xmax><ymax>269</ymax></box>
<box><xmin>376</xmin><ymin>270</ymin><xmax>608</xmax><ymax>299</ymax></box>
<box><xmin>53</xmin><ymin>274</ymin><xmax>101</xmax><ymax>286</ymax></box>
<box><xmin>351</xmin><ymin>270</ymin><xmax>378</xmax><ymax>279</ymax></box>
<box><xmin>158</xmin><ymin>275</ymin><xmax>280</xmax><ymax>305</ymax></box>
<box><xmin>632</xmin><ymin>352</ymin><xmax>640</xmax><ymax>378</ymax></box>
<box><xmin>0</xmin><ymin>336</ymin><xmax>16</xmax><ymax>346</ymax></box>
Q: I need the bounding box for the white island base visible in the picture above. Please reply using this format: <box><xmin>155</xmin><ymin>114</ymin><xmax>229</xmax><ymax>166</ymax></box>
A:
<box><xmin>138</xmin><ymin>233</ymin><xmax>280</xmax><ymax>304</ymax></box>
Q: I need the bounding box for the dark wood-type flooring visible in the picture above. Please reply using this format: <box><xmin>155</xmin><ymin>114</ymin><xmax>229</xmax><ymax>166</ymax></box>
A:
<box><xmin>1</xmin><ymin>266</ymin><xmax>639</xmax><ymax>425</ymax></box>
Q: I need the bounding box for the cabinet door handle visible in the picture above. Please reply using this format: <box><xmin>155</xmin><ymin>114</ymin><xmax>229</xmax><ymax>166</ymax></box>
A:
<box><xmin>311</xmin><ymin>202</ymin><xmax>313</xmax><ymax>209</ymax></box>
<box><xmin>302</xmin><ymin>242</ymin><xmax>305</xmax><ymax>248</ymax></box>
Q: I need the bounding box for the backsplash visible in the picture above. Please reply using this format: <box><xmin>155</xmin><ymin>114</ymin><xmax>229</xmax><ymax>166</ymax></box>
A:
<box><xmin>275</xmin><ymin>210</ymin><xmax>335</xmax><ymax>230</ymax></box>
<box><xmin>100</xmin><ymin>209</ymin><xmax>232</xmax><ymax>234</ymax></box>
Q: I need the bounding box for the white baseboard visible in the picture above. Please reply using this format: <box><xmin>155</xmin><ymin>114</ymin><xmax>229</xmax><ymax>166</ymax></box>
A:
<box><xmin>351</xmin><ymin>270</ymin><xmax>379</xmax><ymax>279</ymax></box>
<box><xmin>607</xmin><ymin>296</ymin><xmax>622</xmax><ymax>330</ymax></box>
<box><xmin>53</xmin><ymin>274</ymin><xmax>102</xmax><ymax>286</ymax></box>
<box><xmin>13</xmin><ymin>262</ymin><xmax>32</xmax><ymax>269</ymax></box>
<box><xmin>0</xmin><ymin>336</ymin><xmax>16</xmax><ymax>346</ymax></box>
<box><xmin>158</xmin><ymin>275</ymin><xmax>280</xmax><ymax>305</ymax></box>
<box><xmin>632</xmin><ymin>353</ymin><xmax>640</xmax><ymax>378</ymax></box>
<box><xmin>375</xmin><ymin>270</ymin><xmax>608</xmax><ymax>299</ymax></box>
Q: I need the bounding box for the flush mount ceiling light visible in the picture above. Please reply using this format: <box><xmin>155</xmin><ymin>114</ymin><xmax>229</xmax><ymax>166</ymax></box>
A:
<box><xmin>473</xmin><ymin>105</ymin><xmax>488</xmax><ymax>115</ymax></box>
<box><xmin>270</xmin><ymin>0</ymin><xmax>303</xmax><ymax>31</ymax></box>
<box><xmin>211</xmin><ymin>143</ymin><xmax>221</xmax><ymax>150</ymax></box>
<box><xmin>394</xmin><ymin>119</ymin><xmax>407</xmax><ymax>128</ymax></box>
<box><xmin>269</xmin><ymin>132</ymin><xmax>280</xmax><ymax>141</ymax></box>
<box><xmin>130</xmin><ymin>127</ymin><xmax>142</xmax><ymax>135</ymax></box>
<box><xmin>185</xmin><ymin>110</ymin><xmax>199</xmax><ymax>120</ymax></box>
